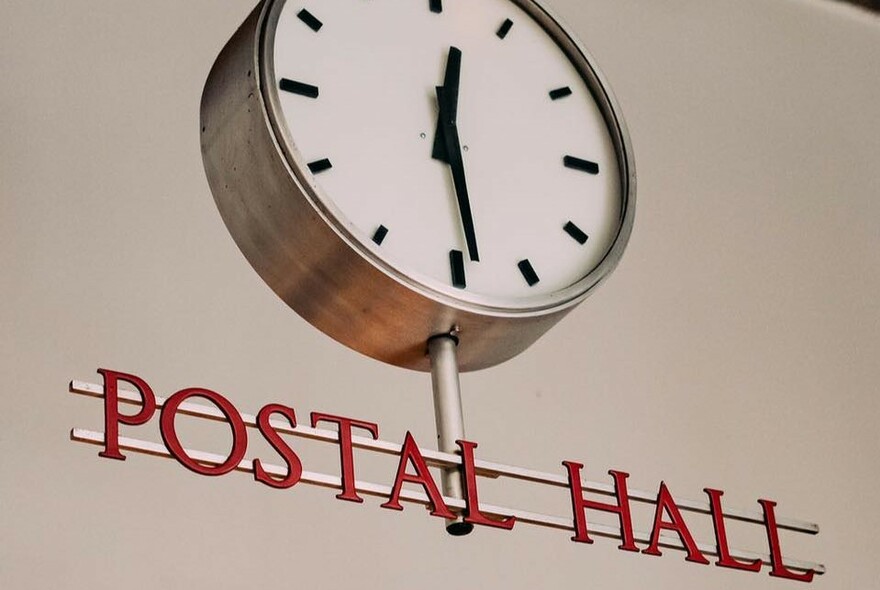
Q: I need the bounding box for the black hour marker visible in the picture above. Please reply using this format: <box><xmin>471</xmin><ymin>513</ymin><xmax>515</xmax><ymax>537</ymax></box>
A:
<box><xmin>549</xmin><ymin>86</ymin><xmax>573</xmax><ymax>100</ymax></box>
<box><xmin>279</xmin><ymin>78</ymin><xmax>319</xmax><ymax>99</ymax></box>
<box><xmin>430</xmin><ymin>0</ymin><xmax>442</xmax><ymax>13</ymax></box>
<box><xmin>297</xmin><ymin>9</ymin><xmax>323</xmax><ymax>32</ymax></box>
<box><xmin>497</xmin><ymin>18</ymin><xmax>514</xmax><ymax>39</ymax></box>
<box><xmin>450</xmin><ymin>250</ymin><xmax>466</xmax><ymax>289</ymax></box>
<box><xmin>564</xmin><ymin>155</ymin><xmax>600</xmax><ymax>175</ymax></box>
<box><xmin>308</xmin><ymin>158</ymin><xmax>332</xmax><ymax>174</ymax></box>
<box><xmin>372</xmin><ymin>225</ymin><xmax>389</xmax><ymax>246</ymax></box>
<box><xmin>518</xmin><ymin>259</ymin><xmax>540</xmax><ymax>287</ymax></box>
<box><xmin>563</xmin><ymin>221</ymin><xmax>589</xmax><ymax>245</ymax></box>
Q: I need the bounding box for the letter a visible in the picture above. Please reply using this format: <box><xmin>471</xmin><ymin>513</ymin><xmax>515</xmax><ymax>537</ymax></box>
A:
<box><xmin>381</xmin><ymin>431</ymin><xmax>456</xmax><ymax>520</ymax></box>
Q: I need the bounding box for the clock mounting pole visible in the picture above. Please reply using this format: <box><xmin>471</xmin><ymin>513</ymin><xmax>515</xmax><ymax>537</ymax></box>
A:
<box><xmin>428</xmin><ymin>333</ymin><xmax>474</xmax><ymax>536</ymax></box>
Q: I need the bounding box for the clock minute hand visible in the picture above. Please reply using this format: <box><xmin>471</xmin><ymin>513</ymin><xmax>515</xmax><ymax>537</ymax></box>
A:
<box><xmin>437</xmin><ymin>87</ymin><xmax>480</xmax><ymax>263</ymax></box>
<box><xmin>433</xmin><ymin>48</ymin><xmax>479</xmax><ymax>262</ymax></box>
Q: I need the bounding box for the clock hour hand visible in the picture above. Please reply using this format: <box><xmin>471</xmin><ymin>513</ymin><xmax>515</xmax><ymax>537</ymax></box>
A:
<box><xmin>432</xmin><ymin>46</ymin><xmax>461</xmax><ymax>162</ymax></box>
<box><xmin>431</xmin><ymin>109</ymin><xmax>449</xmax><ymax>162</ymax></box>
<box><xmin>433</xmin><ymin>47</ymin><xmax>479</xmax><ymax>262</ymax></box>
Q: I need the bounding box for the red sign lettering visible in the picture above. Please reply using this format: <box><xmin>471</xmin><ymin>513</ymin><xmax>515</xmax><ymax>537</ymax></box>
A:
<box><xmin>80</xmin><ymin>369</ymin><xmax>821</xmax><ymax>584</ymax></box>
<box><xmin>705</xmin><ymin>488</ymin><xmax>762</xmax><ymax>572</ymax></box>
<box><xmin>563</xmin><ymin>462</ymin><xmax>638</xmax><ymax>552</ymax></box>
<box><xmin>458</xmin><ymin>440</ymin><xmax>515</xmax><ymax>530</ymax></box>
<box><xmin>254</xmin><ymin>404</ymin><xmax>303</xmax><ymax>489</ymax></box>
<box><xmin>643</xmin><ymin>482</ymin><xmax>710</xmax><ymax>564</ymax></box>
<box><xmin>97</xmin><ymin>368</ymin><xmax>157</xmax><ymax>461</ymax></box>
<box><xmin>381</xmin><ymin>431</ymin><xmax>455</xmax><ymax>520</ymax></box>
<box><xmin>160</xmin><ymin>388</ymin><xmax>247</xmax><ymax>476</ymax></box>
<box><xmin>310</xmin><ymin>412</ymin><xmax>379</xmax><ymax>503</ymax></box>
<box><xmin>761</xmin><ymin>499</ymin><xmax>816</xmax><ymax>583</ymax></box>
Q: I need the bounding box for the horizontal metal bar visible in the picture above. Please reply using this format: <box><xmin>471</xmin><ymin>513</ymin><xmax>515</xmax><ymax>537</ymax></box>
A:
<box><xmin>69</xmin><ymin>428</ymin><xmax>824</xmax><ymax>575</ymax></box>
<box><xmin>69</xmin><ymin>380</ymin><xmax>820</xmax><ymax>535</ymax></box>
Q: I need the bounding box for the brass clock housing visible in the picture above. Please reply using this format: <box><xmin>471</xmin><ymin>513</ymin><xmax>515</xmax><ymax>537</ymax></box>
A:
<box><xmin>200</xmin><ymin>0</ymin><xmax>636</xmax><ymax>372</ymax></box>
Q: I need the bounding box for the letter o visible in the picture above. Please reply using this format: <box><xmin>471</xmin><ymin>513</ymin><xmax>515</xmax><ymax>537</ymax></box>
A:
<box><xmin>160</xmin><ymin>388</ymin><xmax>248</xmax><ymax>476</ymax></box>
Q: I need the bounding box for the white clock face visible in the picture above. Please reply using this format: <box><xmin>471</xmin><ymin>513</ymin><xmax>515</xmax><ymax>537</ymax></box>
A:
<box><xmin>267</xmin><ymin>0</ymin><xmax>625</xmax><ymax>308</ymax></box>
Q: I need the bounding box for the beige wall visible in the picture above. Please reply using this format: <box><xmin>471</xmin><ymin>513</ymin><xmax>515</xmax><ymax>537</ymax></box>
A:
<box><xmin>2</xmin><ymin>0</ymin><xmax>878</xmax><ymax>587</ymax></box>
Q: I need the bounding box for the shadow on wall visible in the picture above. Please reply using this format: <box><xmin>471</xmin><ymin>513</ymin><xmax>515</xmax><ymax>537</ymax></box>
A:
<box><xmin>837</xmin><ymin>0</ymin><xmax>880</xmax><ymax>12</ymax></box>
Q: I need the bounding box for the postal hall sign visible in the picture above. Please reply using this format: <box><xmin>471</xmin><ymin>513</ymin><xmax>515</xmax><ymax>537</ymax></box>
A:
<box><xmin>70</xmin><ymin>368</ymin><xmax>822</xmax><ymax>583</ymax></box>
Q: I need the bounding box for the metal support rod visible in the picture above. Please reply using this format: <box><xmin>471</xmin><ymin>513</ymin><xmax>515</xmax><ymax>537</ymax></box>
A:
<box><xmin>428</xmin><ymin>334</ymin><xmax>474</xmax><ymax>536</ymax></box>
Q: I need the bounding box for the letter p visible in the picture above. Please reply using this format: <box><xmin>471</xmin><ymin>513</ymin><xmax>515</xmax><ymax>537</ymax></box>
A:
<box><xmin>97</xmin><ymin>369</ymin><xmax>157</xmax><ymax>460</ymax></box>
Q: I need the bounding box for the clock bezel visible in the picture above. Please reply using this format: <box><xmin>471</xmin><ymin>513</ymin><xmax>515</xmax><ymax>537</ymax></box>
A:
<box><xmin>257</xmin><ymin>0</ymin><xmax>636</xmax><ymax>315</ymax></box>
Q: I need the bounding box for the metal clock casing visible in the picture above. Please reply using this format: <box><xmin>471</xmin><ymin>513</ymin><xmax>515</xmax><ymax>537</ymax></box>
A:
<box><xmin>200</xmin><ymin>0</ymin><xmax>636</xmax><ymax>372</ymax></box>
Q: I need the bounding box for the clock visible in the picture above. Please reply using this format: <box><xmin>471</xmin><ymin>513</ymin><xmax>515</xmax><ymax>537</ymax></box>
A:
<box><xmin>201</xmin><ymin>0</ymin><xmax>635</xmax><ymax>372</ymax></box>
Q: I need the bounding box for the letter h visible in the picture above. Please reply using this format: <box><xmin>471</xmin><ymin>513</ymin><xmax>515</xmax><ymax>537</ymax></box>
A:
<box><xmin>562</xmin><ymin>461</ymin><xmax>638</xmax><ymax>552</ymax></box>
